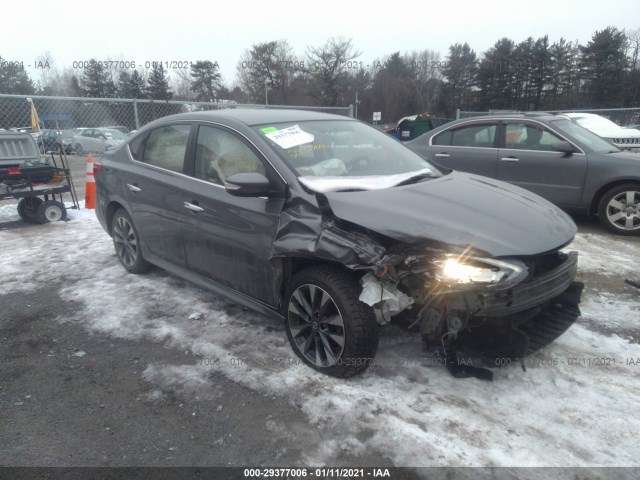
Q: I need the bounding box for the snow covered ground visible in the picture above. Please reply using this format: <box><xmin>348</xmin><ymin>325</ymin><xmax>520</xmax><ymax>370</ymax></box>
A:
<box><xmin>1</xmin><ymin>209</ymin><xmax>639</xmax><ymax>467</ymax></box>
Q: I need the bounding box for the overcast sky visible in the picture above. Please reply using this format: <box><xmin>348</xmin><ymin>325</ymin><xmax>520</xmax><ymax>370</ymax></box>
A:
<box><xmin>3</xmin><ymin>0</ymin><xmax>639</xmax><ymax>88</ymax></box>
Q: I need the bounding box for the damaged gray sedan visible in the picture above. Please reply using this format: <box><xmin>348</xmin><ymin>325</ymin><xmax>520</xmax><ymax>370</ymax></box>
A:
<box><xmin>95</xmin><ymin>109</ymin><xmax>584</xmax><ymax>380</ymax></box>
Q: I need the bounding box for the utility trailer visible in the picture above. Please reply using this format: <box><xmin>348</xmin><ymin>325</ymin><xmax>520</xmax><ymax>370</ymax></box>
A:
<box><xmin>0</xmin><ymin>131</ymin><xmax>79</xmax><ymax>223</ymax></box>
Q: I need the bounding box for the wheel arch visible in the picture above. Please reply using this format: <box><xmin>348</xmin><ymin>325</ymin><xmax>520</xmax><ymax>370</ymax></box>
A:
<box><xmin>277</xmin><ymin>256</ymin><xmax>365</xmax><ymax>313</ymax></box>
<box><xmin>105</xmin><ymin>200</ymin><xmax>130</xmax><ymax>235</ymax></box>
<box><xmin>589</xmin><ymin>178</ymin><xmax>640</xmax><ymax>215</ymax></box>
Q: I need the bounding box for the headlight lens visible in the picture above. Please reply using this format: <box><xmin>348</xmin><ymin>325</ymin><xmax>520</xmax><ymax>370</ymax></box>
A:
<box><xmin>442</xmin><ymin>259</ymin><xmax>505</xmax><ymax>284</ymax></box>
<box><xmin>436</xmin><ymin>256</ymin><xmax>528</xmax><ymax>290</ymax></box>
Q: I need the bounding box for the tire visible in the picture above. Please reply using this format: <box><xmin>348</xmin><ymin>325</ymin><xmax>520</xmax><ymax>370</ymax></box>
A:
<box><xmin>284</xmin><ymin>265</ymin><xmax>379</xmax><ymax>378</ymax></box>
<box><xmin>111</xmin><ymin>209</ymin><xmax>151</xmax><ymax>274</ymax></box>
<box><xmin>17</xmin><ymin>197</ymin><xmax>44</xmax><ymax>223</ymax></box>
<box><xmin>75</xmin><ymin>143</ymin><xmax>83</xmax><ymax>156</ymax></box>
<box><xmin>597</xmin><ymin>184</ymin><xmax>640</xmax><ymax>235</ymax></box>
<box><xmin>37</xmin><ymin>200</ymin><xmax>67</xmax><ymax>223</ymax></box>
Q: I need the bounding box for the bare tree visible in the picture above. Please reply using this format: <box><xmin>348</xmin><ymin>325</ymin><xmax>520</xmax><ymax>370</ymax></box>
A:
<box><xmin>236</xmin><ymin>40</ymin><xmax>298</xmax><ymax>104</ymax></box>
<box><xmin>405</xmin><ymin>49</ymin><xmax>442</xmax><ymax>113</ymax></box>
<box><xmin>305</xmin><ymin>37</ymin><xmax>361</xmax><ymax>106</ymax></box>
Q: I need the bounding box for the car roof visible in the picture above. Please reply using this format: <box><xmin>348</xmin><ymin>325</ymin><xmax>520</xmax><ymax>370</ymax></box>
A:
<box><xmin>153</xmin><ymin>108</ymin><xmax>350</xmax><ymax>127</ymax></box>
<box><xmin>459</xmin><ymin>112</ymin><xmax>560</xmax><ymax>122</ymax></box>
<box><xmin>561</xmin><ymin>112</ymin><xmax>596</xmax><ymax>118</ymax></box>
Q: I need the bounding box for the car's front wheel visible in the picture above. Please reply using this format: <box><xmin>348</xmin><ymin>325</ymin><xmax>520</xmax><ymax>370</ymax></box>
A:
<box><xmin>284</xmin><ymin>266</ymin><xmax>379</xmax><ymax>378</ymax></box>
<box><xmin>111</xmin><ymin>209</ymin><xmax>151</xmax><ymax>273</ymax></box>
<box><xmin>598</xmin><ymin>184</ymin><xmax>640</xmax><ymax>235</ymax></box>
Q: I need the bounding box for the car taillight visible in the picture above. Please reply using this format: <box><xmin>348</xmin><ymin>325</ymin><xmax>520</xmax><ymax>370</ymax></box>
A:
<box><xmin>93</xmin><ymin>161</ymin><xmax>103</xmax><ymax>176</ymax></box>
<box><xmin>8</xmin><ymin>168</ymin><xmax>21</xmax><ymax>175</ymax></box>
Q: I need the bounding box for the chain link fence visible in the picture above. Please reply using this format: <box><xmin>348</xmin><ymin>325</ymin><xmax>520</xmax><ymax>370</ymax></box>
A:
<box><xmin>457</xmin><ymin>107</ymin><xmax>640</xmax><ymax>126</ymax></box>
<box><xmin>0</xmin><ymin>93</ymin><xmax>352</xmax><ymax>133</ymax></box>
<box><xmin>0</xmin><ymin>94</ymin><xmax>352</xmax><ymax>226</ymax></box>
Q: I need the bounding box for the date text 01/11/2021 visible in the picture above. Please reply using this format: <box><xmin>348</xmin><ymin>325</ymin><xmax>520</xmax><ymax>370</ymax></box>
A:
<box><xmin>243</xmin><ymin>468</ymin><xmax>391</xmax><ymax>477</ymax></box>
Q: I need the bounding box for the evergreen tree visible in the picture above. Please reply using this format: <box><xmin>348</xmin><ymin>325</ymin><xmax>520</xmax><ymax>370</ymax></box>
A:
<box><xmin>0</xmin><ymin>56</ymin><xmax>35</xmax><ymax>94</ymax></box>
<box><xmin>441</xmin><ymin>43</ymin><xmax>477</xmax><ymax>113</ymax></box>
<box><xmin>476</xmin><ymin>38</ymin><xmax>516</xmax><ymax>110</ymax></box>
<box><xmin>580</xmin><ymin>27</ymin><xmax>628</xmax><ymax>107</ymax></box>
<box><xmin>118</xmin><ymin>70</ymin><xmax>146</xmax><ymax>98</ymax></box>
<box><xmin>145</xmin><ymin>63</ymin><xmax>173</xmax><ymax>100</ymax></box>
<box><xmin>190</xmin><ymin>61</ymin><xmax>221</xmax><ymax>101</ymax></box>
<box><xmin>81</xmin><ymin>59</ymin><xmax>115</xmax><ymax>97</ymax></box>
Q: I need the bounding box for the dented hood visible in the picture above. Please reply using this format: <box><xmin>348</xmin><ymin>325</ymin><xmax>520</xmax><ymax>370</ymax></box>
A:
<box><xmin>323</xmin><ymin>172</ymin><xmax>577</xmax><ymax>257</ymax></box>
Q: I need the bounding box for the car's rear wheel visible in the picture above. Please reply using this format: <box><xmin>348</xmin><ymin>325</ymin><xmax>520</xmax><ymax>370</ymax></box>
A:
<box><xmin>598</xmin><ymin>184</ymin><xmax>640</xmax><ymax>235</ymax></box>
<box><xmin>111</xmin><ymin>209</ymin><xmax>151</xmax><ymax>274</ymax></box>
<box><xmin>17</xmin><ymin>197</ymin><xmax>43</xmax><ymax>223</ymax></box>
<box><xmin>37</xmin><ymin>200</ymin><xmax>67</xmax><ymax>223</ymax></box>
<box><xmin>284</xmin><ymin>266</ymin><xmax>379</xmax><ymax>378</ymax></box>
<box><xmin>75</xmin><ymin>144</ymin><xmax>83</xmax><ymax>156</ymax></box>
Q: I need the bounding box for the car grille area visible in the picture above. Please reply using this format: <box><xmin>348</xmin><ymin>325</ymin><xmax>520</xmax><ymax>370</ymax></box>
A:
<box><xmin>454</xmin><ymin>281</ymin><xmax>584</xmax><ymax>366</ymax></box>
<box><xmin>612</xmin><ymin>137</ymin><xmax>640</xmax><ymax>148</ymax></box>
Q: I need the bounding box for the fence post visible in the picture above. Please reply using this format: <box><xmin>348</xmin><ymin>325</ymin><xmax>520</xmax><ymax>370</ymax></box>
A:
<box><xmin>456</xmin><ymin>108</ymin><xmax>460</xmax><ymax>120</ymax></box>
<box><xmin>348</xmin><ymin>104</ymin><xmax>354</xmax><ymax>118</ymax></box>
<box><xmin>133</xmin><ymin>100</ymin><xmax>140</xmax><ymax>129</ymax></box>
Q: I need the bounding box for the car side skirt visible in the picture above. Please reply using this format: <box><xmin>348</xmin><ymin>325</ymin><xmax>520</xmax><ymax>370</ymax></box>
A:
<box><xmin>144</xmin><ymin>252</ymin><xmax>285</xmax><ymax>322</ymax></box>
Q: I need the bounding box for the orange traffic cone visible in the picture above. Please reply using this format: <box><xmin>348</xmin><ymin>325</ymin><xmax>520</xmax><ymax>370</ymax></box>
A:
<box><xmin>85</xmin><ymin>154</ymin><xmax>96</xmax><ymax>209</ymax></box>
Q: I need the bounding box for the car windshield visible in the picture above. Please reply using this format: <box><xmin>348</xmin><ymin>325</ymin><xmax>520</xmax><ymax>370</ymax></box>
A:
<box><xmin>550</xmin><ymin>119</ymin><xmax>619</xmax><ymax>153</ymax></box>
<box><xmin>100</xmin><ymin>129</ymin><xmax>127</xmax><ymax>140</ymax></box>
<box><xmin>253</xmin><ymin>120</ymin><xmax>440</xmax><ymax>187</ymax></box>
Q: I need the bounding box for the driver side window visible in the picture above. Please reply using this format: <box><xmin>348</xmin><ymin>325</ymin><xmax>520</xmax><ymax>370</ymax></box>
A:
<box><xmin>194</xmin><ymin>126</ymin><xmax>266</xmax><ymax>185</ymax></box>
<box><xmin>505</xmin><ymin>123</ymin><xmax>564</xmax><ymax>151</ymax></box>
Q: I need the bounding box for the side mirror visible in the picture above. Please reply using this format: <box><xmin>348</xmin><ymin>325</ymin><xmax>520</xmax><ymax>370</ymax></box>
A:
<box><xmin>553</xmin><ymin>141</ymin><xmax>576</xmax><ymax>155</ymax></box>
<box><xmin>224</xmin><ymin>172</ymin><xmax>271</xmax><ymax>197</ymax></box>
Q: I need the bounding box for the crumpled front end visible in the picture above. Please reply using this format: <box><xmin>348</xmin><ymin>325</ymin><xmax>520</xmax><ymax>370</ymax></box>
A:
<box><xmin>270</xmin><ymin>190</ymin><xmax>583</xmax><ymax>380</ymax></box>
<box><xmin>359</xmin><ymin>247</ymin><xmax>583</xmax><ymax>380</ymax></box>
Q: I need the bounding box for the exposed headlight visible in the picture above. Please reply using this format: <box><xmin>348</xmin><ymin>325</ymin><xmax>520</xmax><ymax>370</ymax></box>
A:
<box><xmin>436</xmin><ymin>256</ymin><xmax>528</xmax><ymax>290</ymax></box>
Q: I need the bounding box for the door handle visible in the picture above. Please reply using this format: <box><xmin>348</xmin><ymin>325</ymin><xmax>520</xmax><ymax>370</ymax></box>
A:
<box><xmin>126</xmin><ymin>183</ymin><xmax>141</xmax><ymax>192</ymax></box>
<box><xmin>434</xmin><ymin>153</ymin><xmax>450</xmax><ymax>158</ymax></box>
<box><xmin>500</xmin><ymin>157</ymin><xmax>520</xmax><ymax>163</ymax></box>
<box><xmin>184</xmin><ymin>202</ymin><xmax>204</xmax><ymax>213</ymax></box>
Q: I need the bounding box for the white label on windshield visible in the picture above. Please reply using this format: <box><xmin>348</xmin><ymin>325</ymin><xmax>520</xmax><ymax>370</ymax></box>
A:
<box><xmin>265</xmin><ymin>125</ymin><xmax>314</xmax><ymax>149</ymax></box>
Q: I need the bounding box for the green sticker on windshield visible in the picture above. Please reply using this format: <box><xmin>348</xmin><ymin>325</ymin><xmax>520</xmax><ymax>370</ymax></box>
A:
<box><xmin>260</xmin><ymin>126</ymin><xmax>278</xmax><ymax>134</ymax></box>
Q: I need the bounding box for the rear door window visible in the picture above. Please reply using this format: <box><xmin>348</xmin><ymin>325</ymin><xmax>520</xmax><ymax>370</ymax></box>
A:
<box><xmin>142</xmin><ymin>124</ymin><xmax>191</xmax><ymax>173</ymax></box>
<box><xmin>433</xmin><ymin>124</ymin><xmax>496</xmax><ymax>147</ymax></box>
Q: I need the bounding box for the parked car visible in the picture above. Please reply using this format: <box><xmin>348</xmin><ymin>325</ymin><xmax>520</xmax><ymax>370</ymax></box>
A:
<box><xmin>41</xmin><ymin>129</ymin><xmax>75</xmax><ymax>154</ymax></box>
<box><xmin>407</xmin><ymin>113</ymin><xmax>640</xmax><ymax>235</ymax></box>
<box><xmin>72</xmin><ymin>128</ymin><xmax>127</xmax><ymax>155</ymax></box>
<box><xmin>561</xmin><ymin>112</ymin><xmax>640</xmax><ymax>151</ymax></box>
<box><xmin>94</xmin><ymin>110</ymin><xmax>584</xmax><ymax>380</ymax></box>
<box><xmin>102</xmin><ymin>125</ymin><xmax>130</xmax><ymax>134</ymax></box>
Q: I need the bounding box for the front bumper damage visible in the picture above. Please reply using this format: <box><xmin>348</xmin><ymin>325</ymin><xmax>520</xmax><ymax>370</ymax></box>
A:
<box><xmin>363</xmin><ymin>251</ymin><xmax>583</xmax><ymax>380</ymax></box>
<box><xmin>270</xmin><ymin>194</ymin><xmax>583</xmax><ymax>380</ymax></box>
